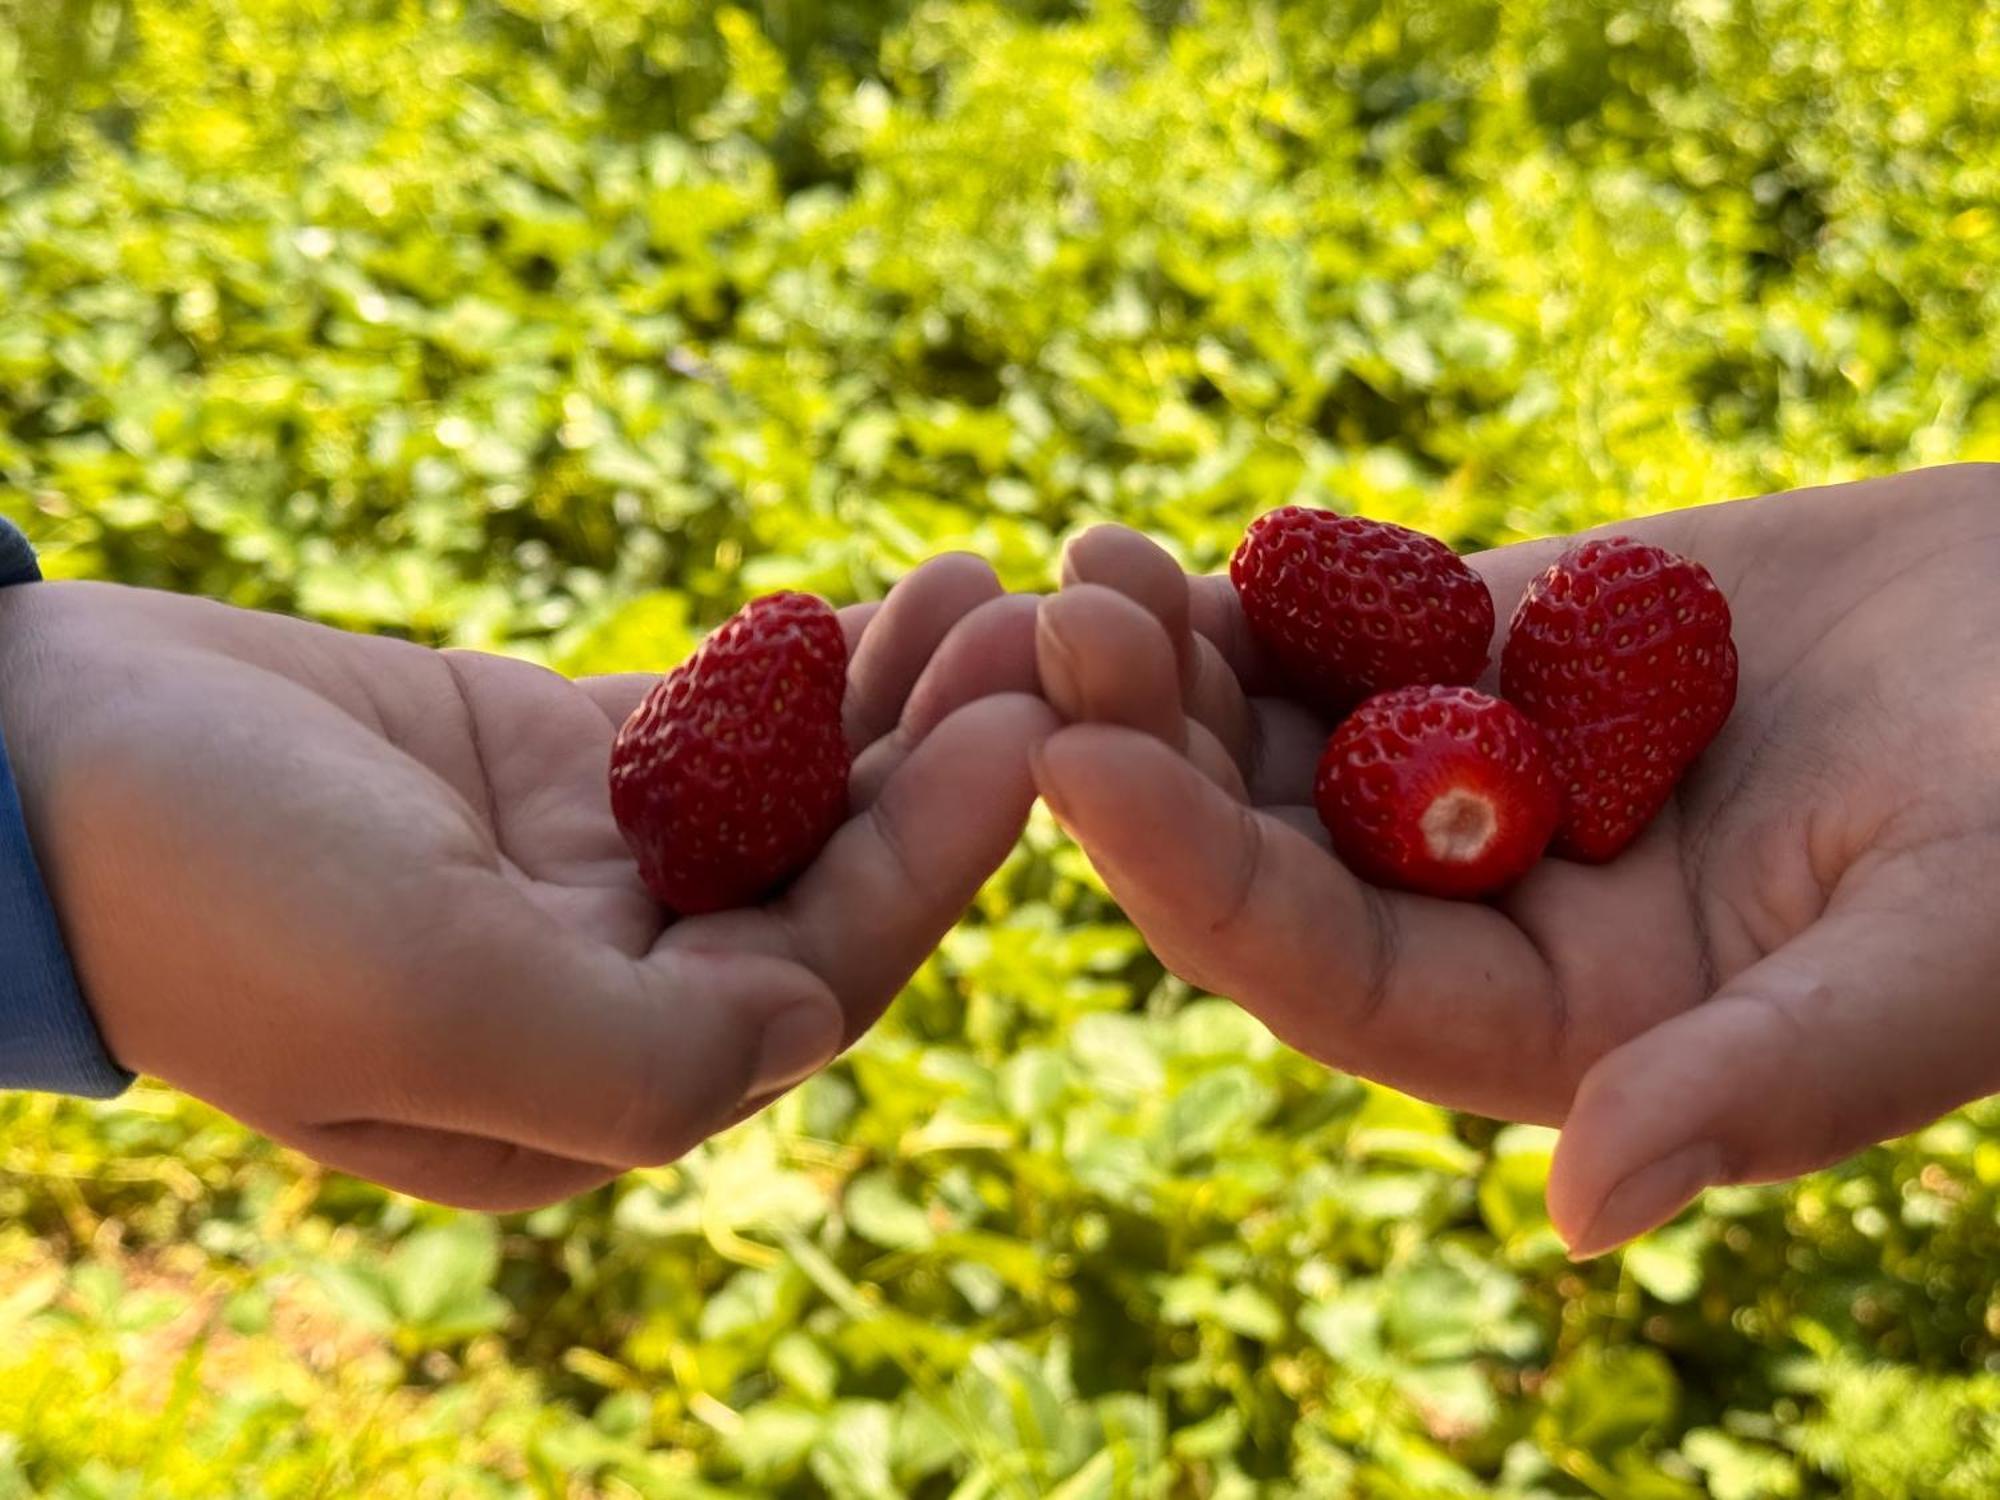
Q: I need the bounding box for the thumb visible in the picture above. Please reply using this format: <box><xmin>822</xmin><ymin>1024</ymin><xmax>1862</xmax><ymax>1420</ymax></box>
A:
<box><xmin>360</xmin><ymin>879</ymin><xmax>848</xmax><ymax>1171</ymax></box>
<box><xmin>1061</xmin><ymin>524</ymin><xmax>1256</xmax><ymax>770</ymax></box>
<box><xmin>1036</xmin><ymin>588</ymin><xmax>1248</xmax><ymax>797</ymax></box>
<box><xmin>1548</xmin><ymin>883</ymin><xmax>2000</xmax><ymax>1257</ymax></box>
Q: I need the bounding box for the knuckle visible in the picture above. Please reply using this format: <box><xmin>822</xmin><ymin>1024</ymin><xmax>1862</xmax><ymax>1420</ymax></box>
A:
<box><xmin>867</xmin><ymin>794</ymin><xmax>927</xmax><ymax>901</ymax></box>
<box><xmin>597</xmin><ymin>1057</ymin><xmax>709</xmax><ymax>1168</ymax></box>
<box><xmin>1711</xmin><ymin>982</ymin><xmax>1852</xmax><ymax>1181</ymax></box>
<box><xmin>595</xmin><ymin>970</ymin><xmax>726</xmax><ymax>1168</ymax></box>
<box><xmin>1205</xmin><ymin>802</ymin><xmax>1267</xmax><ymax>946</ymax></box>
<box><xmin>909</xmin><ymin>550</ymin><xmax>1002</xmax><ymax>602</ymax></box>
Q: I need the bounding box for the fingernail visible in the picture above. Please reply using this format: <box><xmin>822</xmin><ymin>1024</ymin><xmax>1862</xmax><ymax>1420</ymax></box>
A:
<box><xmin>1566</xmin><ymin>1141</ymin><xmax>1722</xmax><ymax>1259</ymax></box>
<box><xmin>1036</xmin><ymin>610</ymin><xmax>1083</xmax><ymax>713</ymax></box>
<box><xmin>1028</xmin><ymin>735</ymin><xmax>1077</xmax><ymax>826</ymax></box>
<box><xmin>749</xmin><ymin>1002</ymin><xmax>843</xmax><ymax>1100</ymax></box>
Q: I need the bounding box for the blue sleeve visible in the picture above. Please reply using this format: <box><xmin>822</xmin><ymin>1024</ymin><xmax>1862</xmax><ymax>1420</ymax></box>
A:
<box><xmin>0</xmin><ymin>522</ymin><xmax>132</xmax><ymax>1098</ymax></box>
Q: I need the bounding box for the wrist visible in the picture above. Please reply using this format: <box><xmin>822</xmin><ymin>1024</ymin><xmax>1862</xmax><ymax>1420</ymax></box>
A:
<box><xmin>0</xmin><ymin>559</ymin><xmax>131</xmax><ymax>1098</ymax></box>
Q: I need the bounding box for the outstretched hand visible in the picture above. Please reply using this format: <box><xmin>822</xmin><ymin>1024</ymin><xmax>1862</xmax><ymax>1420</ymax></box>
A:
<box><xmin>0</xmin><ymin>555</ymin><xmax>1046</xmax><ymax>1210</ymax></box>
<box><xmin>1032</xmin><ymin>464</ymin><xmax>2000</xmax><ymax>1255</ymax></box>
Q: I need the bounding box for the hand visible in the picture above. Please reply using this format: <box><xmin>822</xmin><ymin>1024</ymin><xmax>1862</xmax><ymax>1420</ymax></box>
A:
<box><xmin>0</xmin><ymin>556</ymin><xmax>1046</xmax><ymax>1210</ymax></box>
<box><xmin>1031</xmin><ymin>464</ymin><xmax>2000</xmax><ymax>1255</ymax></box>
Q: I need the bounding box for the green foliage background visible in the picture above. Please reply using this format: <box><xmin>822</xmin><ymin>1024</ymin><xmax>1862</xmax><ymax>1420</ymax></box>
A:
<box><xmin>4</xmin><ymin>0</ymin><xmax>2000</xmax><ymax>1493</ymax></box>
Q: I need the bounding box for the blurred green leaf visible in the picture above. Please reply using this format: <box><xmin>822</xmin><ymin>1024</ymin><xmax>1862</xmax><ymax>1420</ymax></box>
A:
<box><xmin>1542</xmin><ymin>1346</ymin><xmax>1681</xmax><ymax>1456</ymax></box>
<box><xmin>844</xmin><ymin>1171</ymin><xmax>935</xmax><ymax>1251</ymax></box>
<box><xmin>1624</xmin><ymin>1223</ymin><xmax>1708</xmax><ymax>1305</ymax></box>
<box><xmin>1161</xmin><ymin>1068</ymin><xmax>1276</xmax><ymax>1164</ymax></box>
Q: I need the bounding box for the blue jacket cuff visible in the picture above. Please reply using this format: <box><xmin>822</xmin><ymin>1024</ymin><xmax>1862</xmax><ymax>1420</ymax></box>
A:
<box><xmin>0</xmin><ymin>522</ymin><xmax>132</xmax><ymax>1098</ymax></box>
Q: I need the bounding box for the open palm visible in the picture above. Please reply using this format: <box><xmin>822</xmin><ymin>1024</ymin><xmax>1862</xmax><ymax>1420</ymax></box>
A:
<box><xmin>0</xmin><ymin>555</ymin><xmax>1046</xmax><ymax>1210</ymax></box>
<box><xmin>1034</xmin><ymin>465</ymin><xmax>2000</xmax><ymax>1254</ymax></box>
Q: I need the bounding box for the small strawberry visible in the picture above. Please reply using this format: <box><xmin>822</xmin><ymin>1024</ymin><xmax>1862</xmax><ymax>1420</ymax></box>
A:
<box><xmin>1500</xmin><ymin>536</ymin><xmax>1737</xmax><ymax>862</ymax></box>
<box><xmin>1230</xmin><ymin>506</ymin><xmax>1495</xmax><ymax>718</ymax></box>
<box><xmin>1313</xmin><ymin>685</ymin><xmax>1560</xmax><ymax>899</ymax></box>
<box><xmin>610</xmin><ymin>591</ymin><xmax>851</xmax><ymax>915</ymax></box>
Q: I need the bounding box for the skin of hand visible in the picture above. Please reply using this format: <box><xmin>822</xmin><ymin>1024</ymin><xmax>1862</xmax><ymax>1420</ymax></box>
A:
<box><xmin>0</xmin><ymin>554</ymin><xmax>1048</xmax><ymax>1211</ymax></box>
<box><xmin>1031</xmin><ymin>464</ymin><xmax>2000</xmax><ymax>1257</ymax></box>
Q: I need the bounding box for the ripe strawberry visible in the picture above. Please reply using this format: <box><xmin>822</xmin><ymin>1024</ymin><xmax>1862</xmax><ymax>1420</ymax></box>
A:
<box><xmin>1230</xmin><ymin>506</ymin><xmax>1495</xmax><ymax>717</ymax></box>
<box><xmin>1500</xmin><ymin>537</ymin><xmax>1737</xmax><ymax>862</ymax></box>
<box><xmin>1313</xmin><ymin>685</ymin><xmax>1560</xmax><ymax>899</ymax></box>
<box><xmin>610</xmin><ymin>591</ymin><xmax>851</xmax><ymax>915</ymax></box>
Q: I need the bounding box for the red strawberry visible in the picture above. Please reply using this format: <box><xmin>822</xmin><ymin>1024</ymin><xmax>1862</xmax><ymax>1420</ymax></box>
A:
<box><xmin>1313</xmin><ymin>685</ymin><xmax>1561</xmax><ymax>899</ymax></box>
<box><xmin>1230</xmin><ymin>506</ymin><xmax>1494</xmax><ymax>717</ymax></box>
<box><xmin>610</xmin><ymin>592</ymin><xmax>852</xmax><ymax>915</ymax></box>
<box><xmin>1500</xmin><ymin>537</ymin><xmax>1737</xmax><ymax>862</ymax></box>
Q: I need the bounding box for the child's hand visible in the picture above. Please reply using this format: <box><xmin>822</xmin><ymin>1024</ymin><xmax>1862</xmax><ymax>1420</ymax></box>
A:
<box><xmin>1033</xmin><ymin>464</ymin><xmax>2000</xmax><ymax>1255</ymax></box>
<box><xmin>0</xmin><ymin>556</ymin><xmax>1046</xmax><ymax>1210</ymax></box>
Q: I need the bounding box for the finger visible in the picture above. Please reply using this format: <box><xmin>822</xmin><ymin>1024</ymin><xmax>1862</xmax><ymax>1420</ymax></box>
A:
<box><xmin>1032</xmin><ymin>724</ymin><xmax>1567</xmax><ymax>1119</ymax></box>
<box><xmin>1188</xmin><ymin>572</ymin><xmax>1285</xmax><ymax>695</ymax></box>
<box><xmin>1548</xmin><ymin>871</ymin><xmax>2000</xmax><ymax>1257</ymax></box>
<box><xmin>1243</xmin><ymin>694</ymin><xmax>1330</xmax><ymax>806</ymax></box>
<box><xmin>665</xmin><ymin>692</ymin><xmax>1060</xmax><ymax>1038</ymax></box>
<box><xmin>844</xmin><ymin>555</ymin><xmax>1003</xmax><ymax>748</ymax></box>
<box><xmin>298</xmin><ymin>1121</ymin><xmax>618</xmax><ymax>1212</ymax></box>
<box><xmin>1185</xmin><ymin>719</ymin><xmax>1250</xmax><ymax>803</ymax></box>
<box><xmin>362</xmin><ymin>878</ymin><xmax>847</xmax><ymax>1169</ymax></box>
<box><xmin>1185</xmin><ymin>634</ymin><xmax>1258</xmax><ymax>775</ymax></box>
<box><xmin>1034</xmin><ymin>585</ymin><xmax>1260</xmax><ymax>797</ymax></box>
<box><xmin>1037</xmin><ymin>586</ymin><xmax>1188</xmax><ymax>745</ymax></box>
<box><xmin>1062</xmin><ymin>526</ymin><xmax>1193</xmax><ymax>670</ymax></box>
<box><xmin>899</xmin><ymin>593</ymin><xmax>1042</xmax><ymax>742</ymax></box>
<box><xmin>852</xmin><ymin>592</ymin><xmax>1042</xmax><ymax>807</ymax></box>
<box><xmin>1060</xmin><ymin>529</ymin><xmax>1255</xmax><ymax>767</ymax></box>
<box><xmin>838</xmin><ymin>600</ymin><xmax>884</xmax><ymax>657</ymax></box>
